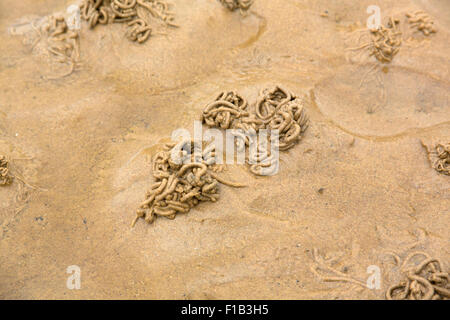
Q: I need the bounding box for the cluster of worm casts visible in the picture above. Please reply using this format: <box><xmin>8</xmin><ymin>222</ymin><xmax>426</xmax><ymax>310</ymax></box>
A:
<box><xmin>0</xmin><ymin>156</ymin><xmax>13</xmax><ymax>186</ymax></box>
<box><xmin>386</xmin><ymin>252</ymin><xmax>449</xmax><ymax>300</ymax></box>
<box><xmin>133</xmin><ymin>141</ymin><xmax>246</xmax><ymax>226</ymax></box>
<box><xmin>202</xmin><ymin>86</ymin><xmax>309</xmax><ymax>175</ymax></box>
<box><xmin>80</xmin><ymin>0</ymin><xmax>178</xmax><ymax>43</ymax></box>
<box><xmin>423</xmin><ymin>142</ymin><xmax>450</xmax><ymax>176</ymax></box>
<box><xmin>218</xmin><ymin>0</ymin><xmax>254</xmax><ymax>15</ymax></box>
<box><xmin>348</xmin><ymin>11</ymin><xmax>437</xmax><ymax>64</ymax></box>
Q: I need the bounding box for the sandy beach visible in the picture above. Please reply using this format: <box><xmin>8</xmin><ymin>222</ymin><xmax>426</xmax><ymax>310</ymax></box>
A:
<box><xmin>0</xmin><ymin>0</ymin><xmax>448</xmax><ymax>299</ymax></box>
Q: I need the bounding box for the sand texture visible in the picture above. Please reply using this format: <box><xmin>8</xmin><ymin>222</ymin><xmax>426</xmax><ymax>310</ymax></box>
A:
<box><xmin>0</xmin><ymin>0</ymin><xmax>449</xmax><ymax>299</ymax></box>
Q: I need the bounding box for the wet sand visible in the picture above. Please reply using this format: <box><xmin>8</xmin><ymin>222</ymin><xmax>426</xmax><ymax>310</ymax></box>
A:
<box><xmin>0</xmin><ymin>0</ymin><xmax>449</xmax><ymax>299</ymax></box>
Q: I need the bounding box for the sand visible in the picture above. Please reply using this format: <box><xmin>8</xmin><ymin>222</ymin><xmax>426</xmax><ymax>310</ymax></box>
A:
<box><xmin>0</xmin><ymin>0</ymin><xmax>449</xmax><ymax>299</ymax></box>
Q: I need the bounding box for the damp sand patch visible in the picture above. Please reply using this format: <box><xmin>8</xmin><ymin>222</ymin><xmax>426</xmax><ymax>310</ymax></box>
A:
<box><xmin>313</xmin><ymin>65</ymin><xmax>450</xmax><ymax>137</ymax></box>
